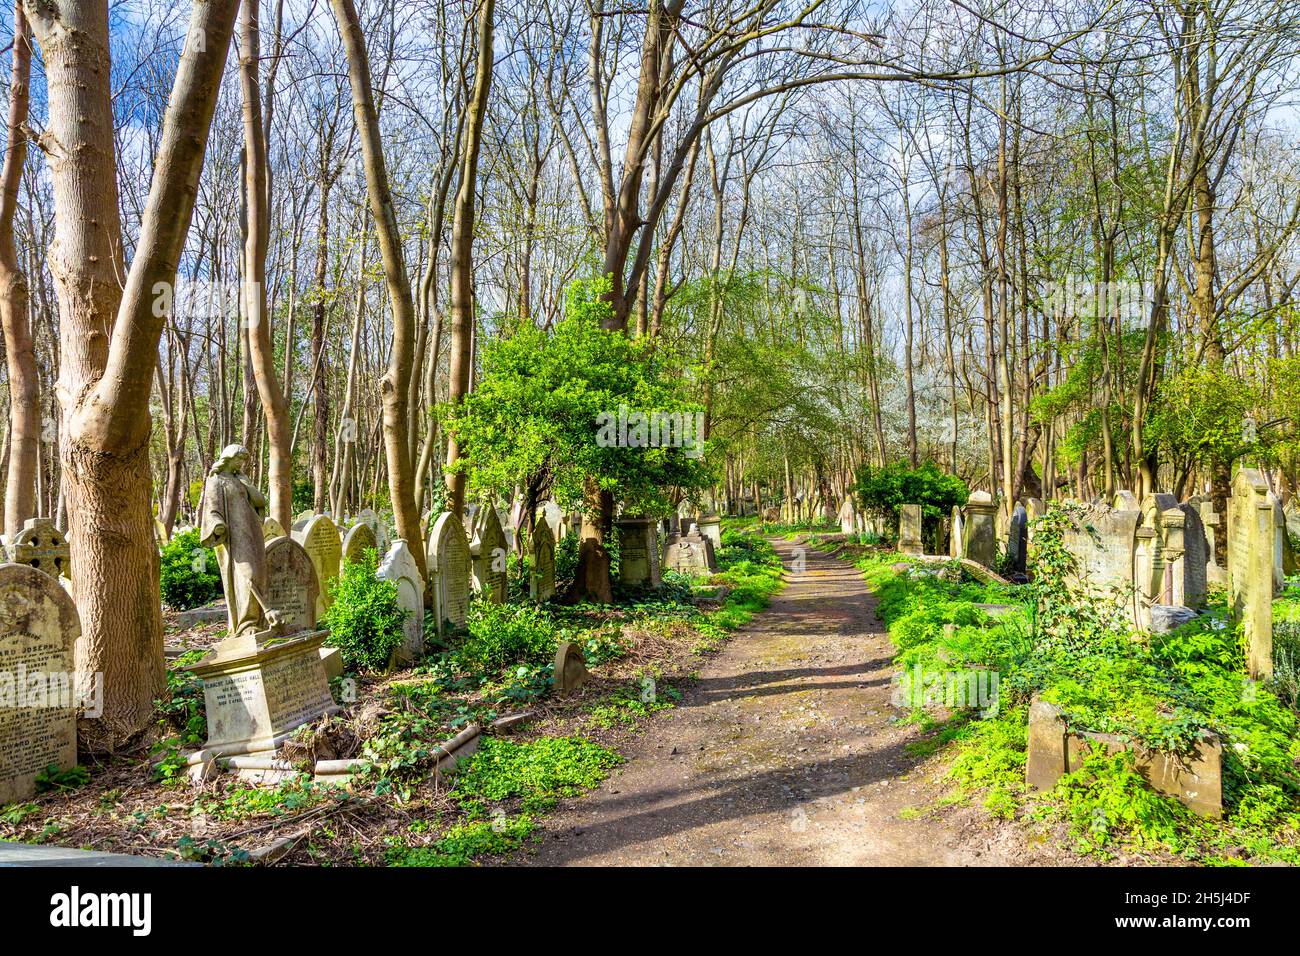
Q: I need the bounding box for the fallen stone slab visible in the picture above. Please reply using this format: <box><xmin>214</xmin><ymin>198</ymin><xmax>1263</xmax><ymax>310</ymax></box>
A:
<box><xmin>0</xmin><ymin>841</ymin><xmax>197</xmax><ymax>867</ymax></box>
<box><xmin>1025</xmin><ymin>700</ymin><xmax>1222</xmax><ymax>818</ymax></box>
<box><xmin>174</xmin><ymin>601</ymin><xmax>227</xmax><ymax>627</ymax></box>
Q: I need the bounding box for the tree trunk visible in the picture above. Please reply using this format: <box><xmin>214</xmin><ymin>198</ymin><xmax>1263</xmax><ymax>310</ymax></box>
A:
<box><xmin>0</xmin><ymin>1</ymin><xmax>37</xmax><ymax>541</ymax></box>
<box><xmin>240</xmin><ymin>0</ymin><xmax>292</xmax><ymax>531</ymax></box>
<box><xmin>444</xmin><ymin>0</ymin><xmax>494</xmax><ymax>518</ymax></box>
<box><xmin>330</xmin><ymin>0</ymin><xmax>428</xmax><ymax>575</ymax></box>
<box><xmin>25</xmin><ymin>0</ymin><xmax>239</xmax><ymax>751</ymax></box>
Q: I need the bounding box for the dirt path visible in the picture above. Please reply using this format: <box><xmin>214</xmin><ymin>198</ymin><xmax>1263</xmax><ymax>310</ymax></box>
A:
<box><xmin>517</xmin><ymin>537</ymin><xmax>1040</xmax><ymax>866</ymax></box>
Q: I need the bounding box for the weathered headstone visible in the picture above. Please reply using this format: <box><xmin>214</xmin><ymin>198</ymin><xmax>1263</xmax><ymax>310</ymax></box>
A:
<box><xmin>428</xmin><ymin>512</ymin><xmax>471</xmax><ymax>635</ymax></box>
<box><xmin>264</xmin><ymin>536</ymin><xmax>319</xmax><ymax>636</ymax></box>
<box><xmin>353</xmin><ymin>508</ymin><xmax>390</xmax><ymax>556</ymax></box>
<box><xmin>1229</xmin><ymin>468</ymin><xmax>1275</xmax><ymax>679</ymax></box>
<box><xmin>378</xmin><ymin>540</ymin><xmax>425</xmax><ymax>664</ymax></box>
<box><xmin>1007</xmin><ymin>503</ymin><xmax>1028</xmax><ymax>576</ymax></box>
<box><xmin>697</xmin><ymin>515</ymin><xmax>723</xmax><ymax>551</ymax></box>
<box><xmin>1270</xmin><ymin>494</ymin><xmax>1290</xmax><ymax>590</ymax></box>
<box><xmin>898</xmin><ymin>504</ymin><xmax>923</xmax><ymax>556</ymax></box>
<box><xmin>7</xmin><ymin>518</ymin><xmax>71</xmax><ymax>581</ymax></box>
<box><xmin>341</xmin><ymin>521</ymin><xmax>377</xmax><ymax>567</ymax></box>
<box><xmin>1061</xmin><ymin>500</ymin><xmax>1142</xmax><ymax>607</ymax></box>
<box><xmin>1022</xmin><ymin>497</ymin><xmax>1045</xmax><ymax>544</ymax></box>
<box><xmin>470</xmin><ymin>506</ymin><xmax>508</xmax><ymax>604</ymax></box>
<box><xmin>293</xmin><ymin>514</ymin><xmax>343</xmax><ymax>619</ymax></box>
<box><xmin>663</xmin><ymin>524</ymin><xmax>717</xmax><ymax>576</ymax></box>
<box><xmin>539</xmin><ymin>501</ymin><xmax>564</xmax><ymax>541</ymax></box>
<box><xmin>1191</xmin><ymin>496</ymin><xmax>1228</xmax><ymax>587</ymax></box>
<box><xmin>0</xmin><ymin>564</ymin><xmax>80</xmax><ymax>805</ymax></box>
<box><xmin>838</xmin><ymin>499</ymin><xmax>857</xmax><ymax>536</ymax></box>
<box><xmin>962</xmin><ymin>492</ymin><xmax>997</xmax><ymax>567</ymax></box>
<box><xmin>1134</xmin><ymin>493</ymin><xmax>1183</xmax><ymax>624</ymax></box>
<box><xmin>553</xmin><ymin>641</ymin><xmax>588</xmax><ymax>696</ymax></box>
<box><xmin>530</xmin><ymin>519</ymin><xmax>556</xmax><ymax>601</ymax></box>
<box><xmin>615</xmin><ymin>516</ymin><xmax>662</xmax><ymax>587</ymax></box>
<box><xmin>1175</xmin><ymin>501</ymin><xmax>1208</xmax><ymax>610</ymax></box>
<box><xmin>262</xmin><ymin>517</ymin><xmax>286</xmax><ymax>541</ymax></box>
<box><xmin>949</xmin><ymin>505</ymin><xmax>965</xmax><ymax>559</ymax></box>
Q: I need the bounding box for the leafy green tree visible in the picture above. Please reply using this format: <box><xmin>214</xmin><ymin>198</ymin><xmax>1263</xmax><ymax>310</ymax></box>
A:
<box><xmin>446</xmin><ymin>276</ymin><xmax>714</xmax><ymax>598</ymax></box>
<box><xmin>853</xmin><ymin>461</ymin><xmax>969</xmax><ymax>550</ymax></box>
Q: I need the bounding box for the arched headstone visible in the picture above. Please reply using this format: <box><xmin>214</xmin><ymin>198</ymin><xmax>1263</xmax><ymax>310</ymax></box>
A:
<box><xmin>378</xmin><ymin>540</ymin><xmax>425</xmax><ymax>664</ymax></box>
<box><xmin>354</xmin><ymin>508</ymin><xmax>390</xmax><ymax>556</ymax></box>
<box><xmin>263</xmin><ymin>517</ymin><xmax>286</xmax><ymax>541</ymax></box>
<box><xmin>428</xmin><ymin>512</ymin><xmax>470</xmax><ymax>635</ymax></box>
<box><xmin>264</xmin><ymin>536</ymin><xmax>319</xmax><ymax>636</ymax></box>
<box><xmin>342</xmin><ymin>521</ymin><xmax>378</xmax><ymax>567</ymax></box>
<box><xmin>531</xmin><ymin>519</ymin><xmax>556</xmax><ymax>601</ymax></box>
<box><xmin>293</xmin><ymin>514</ymin><xmax>342</xmax><ymax>619</ymax></box>
<box><xmin>0</xmin><ymin>564</ymin><xmax>80</xmax><ymax>804</ymax></box>
<box><xmin>471</xmin><ymin>506</ymin><xmax>508</xmax><ymax>604</ymax></box>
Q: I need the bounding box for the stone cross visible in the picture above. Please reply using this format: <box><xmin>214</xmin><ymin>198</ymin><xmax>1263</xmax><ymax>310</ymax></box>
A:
<box><xmin>7</xmin><ymin>518</ymin><xmax>71</xmax><ymax>581</ymax></box>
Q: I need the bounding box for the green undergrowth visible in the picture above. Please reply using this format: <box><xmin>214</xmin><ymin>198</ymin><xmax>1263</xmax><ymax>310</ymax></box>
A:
<box><xmin>383</xmin><ymin>735</ymin><xmax>619</xmax><ymax>866</ymax></box>
<box><xmin>860</xmin><ymin>504</ymin><xmax>1300</xmax><ymax>864</ymax></box>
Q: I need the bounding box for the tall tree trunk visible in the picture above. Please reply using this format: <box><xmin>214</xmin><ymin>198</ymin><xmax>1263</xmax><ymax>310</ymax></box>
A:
<box><xmin>330</xmin><ymin>0</ymin><xmax>428</xmax><ymax>575</ymax></box>
<box><xmin>444</xmin><ymin>0</ymin><xmax>494</xmax><ymax>518</ymax></box>
<box><xmin>25</xmin><ymin>0</ymin><xmax>239</xmax><ymax>751</ymax></box>
<box><xmin>0</xmin><ymin>1</ymin><xmax>37</xmax><ymax>541</ymax></box>
<box><xmin>240</xmin><ymin>0</ymin><xmax>292</xmax><ymax>530</ymax></box>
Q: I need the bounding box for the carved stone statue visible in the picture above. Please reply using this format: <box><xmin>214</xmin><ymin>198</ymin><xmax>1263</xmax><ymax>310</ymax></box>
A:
<box><xmin>200</xmin><ymin>444</ymin><xmax>282</xmax><ymax>639</ymax></box>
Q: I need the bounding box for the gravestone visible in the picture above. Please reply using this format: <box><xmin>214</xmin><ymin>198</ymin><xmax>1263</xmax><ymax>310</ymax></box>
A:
<box><xmin>1192</xmin><ymin>496</ymin><xmax>1228</xmax><ymax>587</ymax></box>
<box><xmin>154</xmin><ymin>517</ymin><xmax>170</xmax><ymax>549</ymax></box>
<box><xmin>697</xmin><ymin>515</ymin><xmax>722</xmax><ymax>551</ymax></box>
<box><xmin>293</xmin><ymin>514</ymin><xmax>343</xmax><ymax>620</ymax></box>
<box><xmin>354</xmin><ymin>508</ymin><xmax>390</xmax><ymax>556</ymax></box>
<box><xmin>539</xmin><ymin>501</ymin><xmax>564</xmax><ymax>541</ymax></box>
<box><xmin>1007</xmin><ymin>504</ymin><xmax>1028</xmax><ymax>576</ymax></box>
<box><xmin>615</xmin><ymin>516</ymin><xmax>662</xmax><ymax>587</ymax></box>
<box><xmin>1270</xmin><ymin>495</ymin><xmax>1290</xmax><ymax>589</ymax></box>
<box><xmin>663</xmin><ymin>524</ymin><xmax>717</xmax><ymax>576</ymax></box>
<box><xmin>1229</xmin><ymin>468</ymin><xmax>1275</xmax><ymax>679</ymax></box>
<box><xmin>963</xmin><ymin>492</ymin><xmax>997</xmax><ymax>568</ymax></box>
<box><xmin>0</xmin><ymin>564</ymin><xmax>80</xmax><ymax>805</ymax></box>
<box><xmin>428</xmin><ymin>512</ymin><xmax>471</xmax><ymax>635</ymax></box>
<box><xmin>949</xmin><ymin>505</ymin><xmax>965</xmax><ymax>559</ymax></box>
<box><xmin>530</xmin><ymin>519</ymin><xmax>556</xmax><ymax>601</ymax></box>
<box><xmin>898</xmin><ymin>504</ymin><xmax>923</xmax><ymax>555</ymax></box>
<box><xmin>7</xmin><ymin>518</ymin><xmax>70</xmax><ymax>581</ymax></box>
<box><xmin>1061</xmin><ymin>500</ymin><xmax>1142</xmax><ymax>608</ymax></box>
<box><xmin>341</xmin><ymin>521</ymin><xmax>377</xmax><ymax>567</ymax></box>
<box><xmin>262</xmin><ymin>517</ymin><xmax>286</xmax><ymax>541</ymax></box>
<box><xmin>1175</xmin><ymin>501</ymin><xmax>1208</xmax><ymax>610</ymax></box>
<box><xmin>263</xmin><ymin>536</ymin><xmax>318</xmax><ymax>636</ymax></box>
<box><xmin>1022</xmin><ymin>497</ymin><xmax>1045</xmax><ymax>544</ymax></box>
<box><xmin>553</xmin><ymin>641</ymin><xmax>588</xmax><ymax>696</ymax></box>
<box><xmin>377</xmin><ymin>540</ymin><xmax>425</xmax><ymax>664</ymax></box>
<box><xmin>1113</xmin><ymin>490</ymin><xmax>1139</xmax><ymax>512</ymax></box>
<box><xmin>470</xmin><ymin>506</ymin><xmax>508</xmax><ymax>604</ymax></box>
<box><xmin>839</xmin><ymin>499</ymin><xmax>857</xmax><ymax>536</ymax></box>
